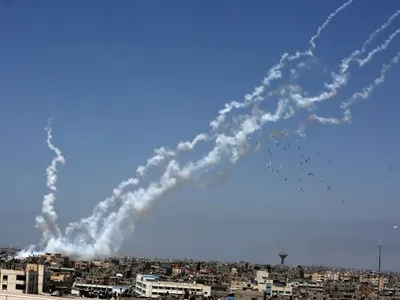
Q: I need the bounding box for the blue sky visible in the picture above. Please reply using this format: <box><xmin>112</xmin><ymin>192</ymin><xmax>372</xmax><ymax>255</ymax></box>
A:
<box><xmin>1</xmin><ymin>0</ymin><xmax>400</xmax><ymax>269</ymax></box>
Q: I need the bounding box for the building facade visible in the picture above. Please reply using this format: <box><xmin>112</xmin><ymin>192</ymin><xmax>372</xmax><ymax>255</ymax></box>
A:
<box><xmin>72</xmin><ymin>282</ymin><xmax>129</xmax><ymax>295</ymax></box>
<box><xmin>0</xmin><ymin>292</ymin><xmax>77</xmax><ymax>300</ymax></box>
<box><xmin>0</xmin><ymin>265</ymin><xmax>49</xmax><ymax>295</ymax></box>
<box><xmin>254</xmin><ymin>270</ymin><xmax>292</xmax><ymax>297</ymax></box>
<box><xmin>135</xmin><ymin>274</ymin><xmax>211</xmax><ymax>298</ymax></box>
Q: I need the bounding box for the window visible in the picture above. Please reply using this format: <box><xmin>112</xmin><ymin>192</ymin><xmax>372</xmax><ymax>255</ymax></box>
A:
<box><xmin>2</xmin><ymin>275</ymin><xmax>8</xmax><ymax>281</ymax></box>
<box><xmin>2</xmin><ymin>284</ymin><xmax>7</xmax><ymax>291</ymax></box>
<box><xmin>16</xmin><ymin>284</ymin><xmax>26</xmax><ymax>291</ymax></box>
<box><xmin>16</xmin><ymin>275</ymin><xmax>25</xmax><ymax>281</ymax></box>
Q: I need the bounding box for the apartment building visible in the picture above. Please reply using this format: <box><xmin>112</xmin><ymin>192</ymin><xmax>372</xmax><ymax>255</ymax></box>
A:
<box><xmin>0</xmin><ymin>264</ymin><xmax>49</xmax><ymax>295</ymax></box>
<box><xmin>253</xmin><ymin>271</ymin><xmax>292</xmax><ymax>296</ymax></box>
<box><xmin>197</xmin><ymin>274</ymin><xmax>221</xmax><ymax>286</ymax></box>
<box><xmin>229</xmin><ymin>276</ymin><xmax>252</xmax><ymax>291</ymax></box>
<box><xmin>71</xmin><ymin>282</ymin><xmax>129</xmax><ymax>296</ymax></box>
<box><xmin>25</xmin><ymin>264</ymin><xmax>50</xmax><ymax>294</ymax></box>
<box><xmin>311</xmin><ymin>272</ymin><xmax>325</xmax><ymax>283</ymax></box>
<box><xmin>266</xmin><ymin>281</ymin><xmax>293</xmax><ymax>297</ymax></box>
<box><xmin>135</xmin><ymin>274</ymin><xmax>211</xmax><ymax>298</ymax></box>
<box><xmin>254</xmin><ymin>270</ymin><xmax>269</xmax><ymax>291</ymax></box>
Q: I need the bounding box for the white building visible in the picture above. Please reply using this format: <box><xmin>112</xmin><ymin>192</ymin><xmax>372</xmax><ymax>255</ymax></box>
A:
<box><xmin>135</xmin><ymin>274</ymin><xmax>211</xmax><ymax>298</ymax></box>
<box><xmin>325</xmin><ymin>271</ymin><xmax>339</xmax><ymax>281</ymax></box>
<box><xmin>253</xmin><ymin>271</ymin><xmax>292</xmax><ymax>297</ymax></box>
<box><xmin>72</xmin><ymin>282</ymin><xmax>129</xmax><ymax>295</ymax></box>
<box><xmin>290</xmin><ymin>281</ymin><xmax>323</xmax><ymax>294</ymax></box>
<box><xmin>254</xmin><ymin>271</ymin><xmax>269</xmax><ymax>291</ymax></box>
<box><xmin>0</xmin><ymin>292</ymin><xmax>79</xmax><ymax>300</ymax></box>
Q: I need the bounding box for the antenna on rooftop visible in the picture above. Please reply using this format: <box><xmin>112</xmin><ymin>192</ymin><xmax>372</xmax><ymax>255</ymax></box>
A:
<box><xmin>377</xmin><ymin>241</ymin><xmax>383</xmax><ymax>300</ymax></box>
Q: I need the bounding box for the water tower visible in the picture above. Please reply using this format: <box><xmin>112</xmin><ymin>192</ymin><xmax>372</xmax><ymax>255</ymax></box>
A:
<box><xmin>279</xmin><ymin>251</ymin><xmax>288</xmax><ymax>265</ymax></box>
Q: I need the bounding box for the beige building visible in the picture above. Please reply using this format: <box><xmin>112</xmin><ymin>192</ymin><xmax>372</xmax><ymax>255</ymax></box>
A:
<box><xmin>268</xmin><ymin>281</ymin><xmax>293</xmax><ymax>297</ymax></box>
<box><xmin>324</xmin><ymin>271</ymin><xmax>339</xmax><ymax>281</ymax></box>
<box><xmin>25</xmin><ymin>264</ymin><xmax>50</xmax><ymax>294</ymax></box>
<box><xmin>310</xmin><ymin>272</ymin><xmax>325</xmax><ymax>283</ymax></box>
<box><xmin>0</xmin><ymin>264</ymin><xmax>49</xmax><ymax>295</ymax></box>
<box><xmin>1</xmin><ymin>269</ymin><xmax>35</xmax><ymax>294</ymax></box>
<box><xmin>0</xmin><ymin>293</ymin><xmax>78</xmax><ymax>300</ymax></box>
<box><xmin>234</xmin><ymin>290</ymin><xmax>263</xmax><ymax>300</ymax></box>
<box><xmin>291</xmin><ymin>281</ymin><xmax>323</xmax><ymax>294</ymax></box>
<box><xmin>229</xmin><ymin>276</ymin><xmax>252</xmax><ymax>291</ymax></box>
<box><xmin>135</xmin><ymin>274</ymin><xmax>211</xmax><ymax>298</ymax></box>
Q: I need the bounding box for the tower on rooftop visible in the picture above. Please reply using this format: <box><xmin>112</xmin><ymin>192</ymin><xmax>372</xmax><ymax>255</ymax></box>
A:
<box><xmin>279</xmin><ymin>251</ymin><xmax>288</xmax><ymax>265</ymax></box>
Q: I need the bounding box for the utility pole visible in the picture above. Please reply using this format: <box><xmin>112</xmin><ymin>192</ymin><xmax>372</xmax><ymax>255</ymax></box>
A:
<box><xmin>378</xmin><ymin>241</ymin><xmax>383</xmax><ymax>300</ymax></box>
<box><xmin>392</xmin><ymin>276</ymin><xmax>396</xmax><ymax>300</ymax></box>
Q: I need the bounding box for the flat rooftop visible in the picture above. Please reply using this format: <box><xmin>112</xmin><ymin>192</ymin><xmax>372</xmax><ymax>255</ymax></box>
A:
<box><xmin>0</xmin><ymin>292</ymin><xmax>81</xmax><ymax>300</ymax></box>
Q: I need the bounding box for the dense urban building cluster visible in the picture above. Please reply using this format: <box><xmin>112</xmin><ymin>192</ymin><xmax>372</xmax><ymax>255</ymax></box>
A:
<box><xmin>0</xmin><ymin>247</ymin><xmax>399</xmax><ymax>300</ymax></box>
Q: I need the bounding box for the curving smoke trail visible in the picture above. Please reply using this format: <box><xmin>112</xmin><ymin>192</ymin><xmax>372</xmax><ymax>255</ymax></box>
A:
<box><xmin>340</xmin><ymin>9</ymin><xmax>400</xmax><ymax>74</ymax></box>
<box><xmin>66</xmin><ymin>0</ymin><xmax>357</xmax><ymax>233</ymax></box>
<box><xmin>35</xmin><ymin>121</ymin><xmax>65</xmax><ymax>244</ymax></box>
<box><xmin>311</xmin><ymin>51</ymin><xmax>400</xmax><ymax>125</ymax></box>
<box><xmin>303</xmin><ymin>13</ymin><xmax>400</xmax><ymax>126</ymax></box>
<box><xmin>208</xmin><ymin>0</ymin><xmax>355</xmax><ymax>132</ymax></box>
<box><xmin>41</xmin><ymin>100</ymin><xmax>294</xmax><ymax>259</ymax></box>
<box><xmin>289</xmin><ymin>10</ymin><xmax>400</xmax><ymax>113</ymax></box>
<box><xmin>342</xmin><ymin>51</ymin><xmax>400</xmax><ymax>109</ymax></box>
<box><xmin>290</xmin><ymin>28</ymin><xmax>400</xmax><ymax>109</ymax></box>
<box><xmin>357</xmin><ymin>28</ymin><xmax>400</xmax><ymax>68</ymax></box>
<box><xmin>17</xmin><ymin>1</ymin><xmax>400</xmax><ymax>260</ymax></box>
<box><xmin>308</xmin><ymin>0</ymin><xmax>355</xmax><ymax>50</ymax></box>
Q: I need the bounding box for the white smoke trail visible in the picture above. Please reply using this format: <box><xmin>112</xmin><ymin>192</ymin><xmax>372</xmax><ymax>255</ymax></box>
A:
<box><xmin>309</xmin><ymin>0</ymin><xmax>355</xmax><ymax>51</ymax></box>
<box><xmin>357</xmin><ymin>28</ymin><xmax>400</xmax><ymax>67</ymax></box>
<box><xmin>309</xmin><ymin>51</ymin><xmax>400</xmax><ymax>125</ymax></box>
<box><xmin>35</xmin><ymin>121</ymin><xmax>65</xmax><ymax>243</ymax></box>
<box><xmin>340</xmin><ymin>9</ymin><xmax>400</xmax><ymax>74</ymax></box>
<box><xmin>40</xmin><ymin>100</ymin><xmax>294</xmax><ymax>259</ymax></box>
<box><xmin>66</xmin><ymin>137</ymin><xmax>205</xmax><ymax>237</ymax></box>
<box><xmin>176</xmin><ymin>133</ymin><xmax>209</xmax><ymax>151</ymax></box>
<box><xmin>342</xmin><ymin>51</ymin><xmax>400</xmax><ymax>109</ymax></box>
<box><xmin>65</xmin><ymin>1</ymin><xmax>356</xmax><ymax>231</ymax></box>
<box><xmin>99</xmin><ymin>0</ymin><xmax>357</xmax><ymax>192</ymax></box>
<box><xmin>308</xmin><ymin>109</ymin><xmax>352</xmax><ymax>125</ymax></box>
<box><xmin>208</xmin><ymin>0</ymin><xmax>355</xmax><ymax>132</ymax></box>
<box><xmin>20</xmin><ymin>0</ymin><xmax>385</xmax><ymax>260</ymax></box>
<box><xmin>34</xmin><ymin>43</ymin><xmax>396</xmax><ymax>260</ymax></box>
<box><xmin>290</xmin><ymin>24</ymin><xmax>400</xmax><ymax>109</ymax></box>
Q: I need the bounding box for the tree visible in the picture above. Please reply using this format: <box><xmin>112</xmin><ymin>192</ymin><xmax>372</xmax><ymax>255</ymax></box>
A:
<box><xmin>298</xmin><ymin>265</ymin><xmax>305</xmax><ymax>279</ymax></box>
<box><xmin>196</xmin><ymin>262</ymin><xmax>201</xmax><ymax>272</ymax></box>
<box><xmin>266</xmin><ymin>264</ymin><xmax>272</xmax><ymax>272</ymax></box>
<box><xmin>145</xmin><ymin>262</ymin><xmax>152</xmax><ymax>273</ymax></box>
<box><xmin>184</xmin><ymin>289</ymin><xmax>190</xmax><ymax>300</ymax></box>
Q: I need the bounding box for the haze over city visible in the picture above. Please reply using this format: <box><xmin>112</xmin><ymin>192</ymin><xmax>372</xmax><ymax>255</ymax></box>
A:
<box><xmin>0</xmin><ymin>0</ymin><xmax>399</xmax><ymax>270</ymax></box>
